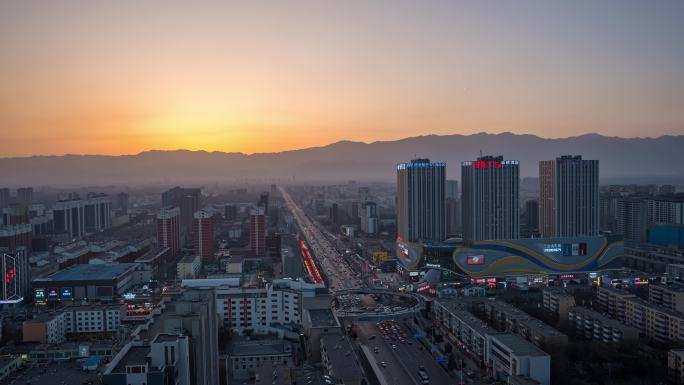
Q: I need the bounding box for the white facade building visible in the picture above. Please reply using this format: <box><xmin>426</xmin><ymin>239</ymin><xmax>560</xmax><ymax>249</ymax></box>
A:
<box><xmin>486</xmin><ymin>334</ymin><xmax>551</xmax><ymax>385</ymax></box>
<box><xmin>214</xmin><ymin>279</ymin><xmax>325</xmax><ymax>335</ymax></box>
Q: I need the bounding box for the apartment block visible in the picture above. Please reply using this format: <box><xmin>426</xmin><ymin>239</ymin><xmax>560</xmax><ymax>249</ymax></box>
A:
<box><xmin>227</xmin><ymin>337</ymin><xmax>294</xmax><ymax>380</ymax></box>
<box><xmin>669</xmin><ymin>349</ymin><xmax>684</xmax><ymax>384</ymax></box>
<box><xmin>103</xmin><ymin>334</ymin><xmax>191</xmax><ymax>385</ymax></box>
<box><xmin>598</xmin><ymin>285</ymin><xmax>684</xmax><ymax>345</ymax></box>
<box><xmin>177</xmin><ymin>255</ymin><xmax>201</xmax><ymax>279</ymax></box>
<box><xmin>487</xmin><ymin>334</ymin><xmax>551</xmax><ymax>385</ymax></box>
<box><xmin>22</xmin><ymin>304</ymin><xmax>123</xmax><ymax>344</ymax></box>
<box><xmin>649</xmin><ymin>283</ymin><xmax>684</xmax><ymax>313</ymax></box>
<box><xmin>568</xmin><ymin>306</ymin><xmax>638</xmax><ymax>343</ymax></box>
<box><xmin>22</xmin><ymin>313</ymin><xmax>68</xmax><ymax>344</ymax></box>
<box><xmin>432</xmin><ymin>299</ymin><xmax>493</xmax><ymax>363</ymax></box>
<box><xmin>542</xmin><ymin>287</ymin><xmax>576</xmax><ymax>322</ymax></box>
<box><xmin>482</xmin><ymin>299</ymin><xmax>568</xmax><ymax>351</ymax></box>
<box><xmin>181</xmin><ymin>278</ymin><xmax>325</xmax><ymax>335</ymax></box>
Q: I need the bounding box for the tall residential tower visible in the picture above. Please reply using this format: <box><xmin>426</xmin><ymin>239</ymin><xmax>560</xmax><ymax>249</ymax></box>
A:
<box><xmin>539</xmin><ymin>155</ymin><xmax>599</xmax><ymax>238</ymax></box>
<box><xmin>396</xmin><ymin>159</ymin><xmax>446</xmax><ymax>243</ymax></box>
<box><xmin>461</xmin><ymin>155</ymin><xmax>519</xmax><ymax>241</ymax></box>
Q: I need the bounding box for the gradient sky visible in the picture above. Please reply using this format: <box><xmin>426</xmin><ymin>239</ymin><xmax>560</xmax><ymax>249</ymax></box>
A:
<box><xmin>1</xmin><ymin>0</ymin><xmax>683</xmax><ymax>157</ymax></box>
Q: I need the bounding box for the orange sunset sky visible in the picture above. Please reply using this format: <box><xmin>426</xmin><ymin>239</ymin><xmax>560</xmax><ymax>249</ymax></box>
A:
<box><xmin>1</xmin><ymin>1</ymin><xmax>683</xmax><ymax>157</ymax></box>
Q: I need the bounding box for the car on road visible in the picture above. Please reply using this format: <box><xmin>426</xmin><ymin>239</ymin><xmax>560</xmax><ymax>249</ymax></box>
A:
<box><xmin>380</xmin><ymin>361</ymin><xmax>387</xmax><ymax>367</ymax></box>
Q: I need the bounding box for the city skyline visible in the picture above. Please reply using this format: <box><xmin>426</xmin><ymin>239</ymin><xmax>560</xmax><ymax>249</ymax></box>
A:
<box><xmin>2</xmin><ymin>1</ymin><xmax>684</xmax><ymax>157</ymax></box>
<box><xmin>2</xmin><ymin>2</ymin><xmax>684</xmax><ymax>385</ymax></box>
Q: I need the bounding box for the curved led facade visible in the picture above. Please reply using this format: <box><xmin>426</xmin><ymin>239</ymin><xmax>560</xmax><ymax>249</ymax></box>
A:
<box><xmin>453</xmin><ymin>237</ymin><xmax>625</xmax><ymax>277</ymax></box>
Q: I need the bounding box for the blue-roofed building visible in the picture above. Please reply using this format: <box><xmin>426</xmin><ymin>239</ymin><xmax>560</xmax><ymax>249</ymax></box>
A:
<box><xmin>649</xmin><ymin>224</ymin><xmax>684</xmax><ymax>249</ymax></box>
<box><xmin>32</xmin><ymin>263</ymin><xmax>137</xmax><ymax>302</ymax></box>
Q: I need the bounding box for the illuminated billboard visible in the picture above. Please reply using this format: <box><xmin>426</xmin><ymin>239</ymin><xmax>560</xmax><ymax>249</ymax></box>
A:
<box><xmin>35</xmin><ymin>288</ymin><xmax>46</xmax><ymax>301</ymax></box>
<box><xmin>466</xmin><ymin>255</ymin><xmax>485</xmax><ymax>265</ymax></box>
<box><xmin>61</xmin><ymin>287</ymin><xmax>73</xmax><ymax>299</ymax></box>
<box><xmin>542</xmin><ymin>242</ymin><xmax>587</xmax><ymax>256</ymax></box>
<box><xmin>47</xmin><ymin>288</ymin><xmax>59</xmax><ymax>298</ymax></box>
<box><xmin>473</xmin><ymin>160</ymin><xmax>502</xmax><ymax>169</ymax></box>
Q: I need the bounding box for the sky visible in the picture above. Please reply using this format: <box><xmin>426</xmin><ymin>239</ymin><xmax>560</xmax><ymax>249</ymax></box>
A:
<box><xmin>1</xmin><ymin>0</ymin><xmax>683</xmax><ymax>157</ymax></box>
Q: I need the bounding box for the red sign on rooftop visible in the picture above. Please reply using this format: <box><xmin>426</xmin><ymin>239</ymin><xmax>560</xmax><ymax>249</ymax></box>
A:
<box><xmin>473</xmin><ymin>160</ymin><xmax>502</xmax><ymax>169</ymax></box>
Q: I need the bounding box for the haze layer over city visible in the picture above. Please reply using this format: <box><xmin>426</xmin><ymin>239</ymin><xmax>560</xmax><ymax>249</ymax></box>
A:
<box><xmin>0</xmin><ymin>1</ymin><xmax>683</xmax><ymax>385</ymax></box>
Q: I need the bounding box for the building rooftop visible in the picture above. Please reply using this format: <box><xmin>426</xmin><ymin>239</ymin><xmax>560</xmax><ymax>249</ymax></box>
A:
<box><xmin>487</xmin><ymin>300</ymin><xmax>566</xmax><ymax>337</ymax></box>
<box><xmin>320</xmin><ymin>335</ymin><xmax>364</xmax><ymax>381</ymax></box>
<box><xmin>491</xmin><ymin>334</ymin><xmax>549</xmax><ymax>357</ymax></box>
<box><xmin>0</xmin><ymin>355</ymin><xmax>20</xmax><ymax>368</ymax></box>
<box><xmin>136</xmin><ymin>247</ymin><xmax>169</xmax><ymax>264</ymax></box>
<box><xmin>543</xmin><ymin>286</ymin><xmax>576</xmax><ymax>297</ymax></box>
<box><xmin>4</xmin><ymin>360</ymin><xmax>101</xmax><ymax>385</ymax></box>
<box><xmin>112</xmin><ymin>345</ymin><xmax>150</xmax><ymax>373</ymax></box>
<box><xmin>307</xmin><ymin>308</ymin><xmax>339</xmax><ymax>328</ymax></box>
<box><xmin>152</xmin><ymin>333</ymin><xmax>183</xmax><ymax>343</ymax></box>
<box><xmin>37</xmin><ymin>263</ymin><xmax>136</xmax><ymax>282</ymax></box>
<box><xmin>569</xmin><ymin>306</ymin><xmax>637</xmax><ymax>331</ymax></box>
<box><xmin>435</xmin><ymin>298</ymin><xmax>493</xmax><ymax>336</ymax></box>
<box><xmin>651</xmin><ymin>282</ymin><xmax>684</xmax><ymax>293</ymax></box>
<box><xmin>227</xmin><ymin>338</ymin><xmax>291</xmax><ymax>357</ymax></box>
<box><xmin>179</xmin><ymin>255</ymin><xmax>200</xmax><ymax>263</ymax></box>
<box><xmin>181</xmin><ymin>278</ymin><xmax>241</xmax><ymax>288</ymax></box>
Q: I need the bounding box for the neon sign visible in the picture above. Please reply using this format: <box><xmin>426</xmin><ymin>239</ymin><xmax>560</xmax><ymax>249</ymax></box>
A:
<box><xmin>473</xmin><ymin>160</ymin><xmax>502</xmax><ymax>169</ymax></box>
<box><xmin>35</xmin><ymin>288</ymin><xmax>46</xmax><ymax>301</ymax></box>
<box><xmin>5</xmin><ymin>267</ymin><xmax>14</xmax><ymax>284</ymax></box>
<box><xmin>61</xmin><ymin>287</ymin><xmax>73</xmax><ymax>299</ymax></box>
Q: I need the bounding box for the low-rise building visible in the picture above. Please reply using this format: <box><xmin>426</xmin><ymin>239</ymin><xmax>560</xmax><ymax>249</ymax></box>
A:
<box><xmin>226</xmin><ymin>337</ymin><xmax>294</xmax><ymax>380</ymax></box>
<box><xmin>568</xmin><ymin>306</ymin><xmax>638</xmax><ymax>342</ymax></box>
<box><xmin>542</xmin><ymin>287</ymin><xmax>576</xmax><ymax>322</ymax></box>
<box><xmin>321</xmin><ymin>334</ymin><xmax>364</xmax><ymax>385</ymax></box>
<box><xmin>177</xmin><ymin>255</ymin><xmax>201</xmax><ymax>279</ymax></box>
<box><xmin>463</xmin><ymin>285</ymin><xmax>486</xmax><ymax>297</ymax></box>
<box><xmin>649</xmin><ymin>283</ymin><xmax>684</xmax><ymax>313</ymax></box>
<box><xmin>669</xmin><ymin>349</ymin><xmax>684</xmax><ymax>384</ymax></box>
<box><xmin>482</xmin><ymin>300</ymin><xmax>568</xmax><ymax>352</ymax></box>
<box><xmin>668</xmin><ymin>264</ymin><xmax>684</xmax><ymax>281</ymax></box>
<box><xmin>32</xmin><ymin>263</ymin><xmax>137</xmax><ymax>303</ymax></box>
<box><xmin>486</xmin><ymin>334</ymin><xmax>550</xmax><ymax>385</ymax></box>
<box><xmin>432</xmin><ymin>298</ymin><xmax>492</xmax><ymax>364</ymax></box>
<box><xmin>23</xmin><ymin>304</ymin><xmax>123</xmax><ymax>343</ymax></box>
<box><xmin>303</xmin><ymin>308</ymin><xmax>342</xmax><ymax>362</ymax></box>
<box><xmin>210</xmin><ymin>278</ymin><xmax>326</xmax><ymax>335</ymax></box>
<box><xmin>0</xmin><ymin>355</ymin><xmax>23</xmax><ymax>382</ymax></box>
<box><xmin>22</xmin><ymin>313</ymin><xmax>67</xmax><ymax>344</ymax></box>
<box><xmin>102</xmin><ymin>333</ymin><xmax>191</xmax><ymax>385</ymax></box>
<box><xmin>598</xmin><ymin>285</ymin><xmax>684</xmax><ymax>345</ymax></box>
<box><xmin>596</xmin><ymin>285</ymin><xmax>636</xmax><ymax>317</ymax></box>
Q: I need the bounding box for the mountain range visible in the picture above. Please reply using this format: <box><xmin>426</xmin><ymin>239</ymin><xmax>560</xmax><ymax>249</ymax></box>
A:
<box><xmin>1</xmin><ymin>132</ymin><xmax>682</xmax><ymax>186</ymax></box>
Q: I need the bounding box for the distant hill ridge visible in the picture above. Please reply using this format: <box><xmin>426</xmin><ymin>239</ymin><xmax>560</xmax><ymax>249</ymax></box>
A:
<box><xmin>1</xmin><ymin>132</ymin><xmax>682</xmax><ymax>186</ymax></box>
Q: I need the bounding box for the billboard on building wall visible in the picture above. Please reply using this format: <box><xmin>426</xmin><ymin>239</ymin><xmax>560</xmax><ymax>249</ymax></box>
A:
<box><xmin>466</xmin><ymin>255</ymin><xmax>485</xmax><ymax>265</ymax></box>
<box><xmin>35</xmin><ymin>288</ymin><xmax>46</xmax><ymax>301</ymax></box>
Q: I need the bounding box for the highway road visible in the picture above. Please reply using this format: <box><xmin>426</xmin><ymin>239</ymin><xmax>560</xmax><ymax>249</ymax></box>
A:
<box><xmin>280</xmin><ymin>187</ymin><xmax>475</xmax><ymax>384</ymax></box>
<box><xmin>280</xmin><ymin>186</ymin><xmax>366</xmax><ymax>291</ymax></box>
<box><xmin>356</xmin><ymin>320</ymin><xmax>456</xmax><ymax>385</ymax></box>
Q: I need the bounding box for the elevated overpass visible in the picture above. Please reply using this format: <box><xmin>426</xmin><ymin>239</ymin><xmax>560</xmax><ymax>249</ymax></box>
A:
<box><xmin>332</xmin><ymin>288</ymin><xmax>424</xmax><ymax>321</ymax></box>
